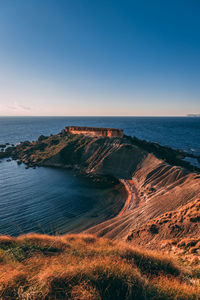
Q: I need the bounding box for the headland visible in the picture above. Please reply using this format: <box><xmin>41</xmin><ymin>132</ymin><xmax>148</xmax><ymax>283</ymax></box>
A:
<box><xmin>1</xmin><ymin>126</ymin><xmax>200</xmax><ymax>298</ymax></box>
<box><xmin>1</xmin><ymin>126</ymin><xmax>199</xmax><ymax>244</ymax></box>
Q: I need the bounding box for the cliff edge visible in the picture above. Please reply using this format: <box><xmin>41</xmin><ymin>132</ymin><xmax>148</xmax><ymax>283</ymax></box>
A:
<box><xmin>4</xmin><ymin>129</ymin><xmax>199</xmax><ymax>250</ymax></box>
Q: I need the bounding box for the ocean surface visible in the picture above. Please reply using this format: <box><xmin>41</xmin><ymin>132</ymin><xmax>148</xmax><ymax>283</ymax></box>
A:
<box><xmin>0</xmin><ymin>117</ymin><xmax>199</xmax><ymax>236</ymax></box>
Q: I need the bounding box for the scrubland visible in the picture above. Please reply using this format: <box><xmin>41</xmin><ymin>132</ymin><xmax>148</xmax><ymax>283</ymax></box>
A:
<box><xmin>0</xmin><ymin>233</ymin><xmax>199</xmax><ymax>300</ymax></box>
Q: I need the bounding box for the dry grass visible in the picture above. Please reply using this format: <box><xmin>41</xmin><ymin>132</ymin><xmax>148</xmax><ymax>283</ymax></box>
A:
<box><xmin>0</xmin><ymin>233</ymin><xmax>199</xmax><ymax>299</ymax></box>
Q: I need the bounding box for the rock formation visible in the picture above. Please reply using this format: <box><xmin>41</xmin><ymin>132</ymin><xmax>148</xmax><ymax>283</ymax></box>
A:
<box><xmin>4</xmin><ymin>127</ymin><xmax>199</xmax><ymax>250</ymax></box>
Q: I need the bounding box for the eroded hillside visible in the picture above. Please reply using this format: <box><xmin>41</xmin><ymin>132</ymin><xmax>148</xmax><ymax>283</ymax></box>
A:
<box><xmin>4</xmin><ymin>130</ymin><xmax>199</xmax><ymax>249</ymax></box>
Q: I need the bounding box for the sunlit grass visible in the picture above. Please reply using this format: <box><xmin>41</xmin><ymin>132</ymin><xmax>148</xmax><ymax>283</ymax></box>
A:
<box><xmin>0</xmin><ymin>233</ymin><xmax>199</xmax><ymax>299</ymax></box>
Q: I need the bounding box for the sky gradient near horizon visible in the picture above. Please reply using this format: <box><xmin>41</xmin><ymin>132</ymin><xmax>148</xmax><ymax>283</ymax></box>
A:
<box><xmin>0</xmin><ymin>0</ymin><xmax>199</xmax><ymax>116</ymax></box>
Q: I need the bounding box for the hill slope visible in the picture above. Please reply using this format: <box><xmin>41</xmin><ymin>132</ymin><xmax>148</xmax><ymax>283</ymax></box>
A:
<box><xmin>7</xmin><ymin>131</ymin><xmax>200</xmax><ymax>246</ymax></box>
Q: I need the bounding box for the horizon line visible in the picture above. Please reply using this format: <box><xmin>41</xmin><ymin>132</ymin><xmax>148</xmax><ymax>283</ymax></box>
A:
<box><xmin>0</xmin><ymin>115</ymin><xmax>193</xmax><ymax>118</ymax></box>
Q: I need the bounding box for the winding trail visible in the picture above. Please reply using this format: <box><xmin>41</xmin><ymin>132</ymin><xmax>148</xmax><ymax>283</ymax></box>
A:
<box><xmin>118</xmin><ymin>179</ymin><xmax>140</xmax><ymax>216</ymax></box>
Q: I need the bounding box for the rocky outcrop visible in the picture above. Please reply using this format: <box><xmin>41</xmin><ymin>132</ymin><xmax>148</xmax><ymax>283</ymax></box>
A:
<box><xmin>127</xmin><ymin>197</ymin><xmax>200</xmax><ymax>246</ymax></box>
<box><xmin>0</xmin><ymin>146</ymin><xmax>15</xmax><ymax>159</ymax></box>
<box><xmin>3</xmin><ymin>129</ymin><xmax>200</xmax><ymax>246</ymax></box>
<box><xmin>85</xmin><ymin>154</ymin><xmax>200</xmax><ymax>240</ymax></box>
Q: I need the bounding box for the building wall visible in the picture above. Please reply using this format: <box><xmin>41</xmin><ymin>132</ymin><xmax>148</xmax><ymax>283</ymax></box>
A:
<box><xmin>64</xmin><ymin>126</ymin><xmax>123</xmax><ymax>138</ymax></box>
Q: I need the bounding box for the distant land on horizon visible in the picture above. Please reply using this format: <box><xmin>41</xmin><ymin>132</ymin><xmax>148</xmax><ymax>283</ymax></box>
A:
<box><xmin>187</xmin><ymin>114</ymin><xmax>200</xmax><ymax>117</ymax></box>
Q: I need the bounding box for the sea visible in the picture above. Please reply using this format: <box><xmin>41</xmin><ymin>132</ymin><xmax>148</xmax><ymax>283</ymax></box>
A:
<box><xmin>0</xmin><ymin>116</ymin><xmax>199</xmax><ymax>236</ymax></box>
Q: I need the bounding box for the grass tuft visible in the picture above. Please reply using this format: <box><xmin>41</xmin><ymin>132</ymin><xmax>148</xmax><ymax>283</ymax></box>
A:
<box><xmin>0</xmin><ymin>233</ymin><xmax>199</xmax><ymax>299</ymax></box>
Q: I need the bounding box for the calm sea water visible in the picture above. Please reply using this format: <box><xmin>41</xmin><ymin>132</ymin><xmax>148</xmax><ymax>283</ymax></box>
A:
<box><xmin>0</xmin><ymin>116</ymin><xmax>199</xmax><ymax>154</ymax></box>
<box><xmin>0</xmin><ymin>117</ymin><xmax>199</xmax><ymax>236</ymax></box>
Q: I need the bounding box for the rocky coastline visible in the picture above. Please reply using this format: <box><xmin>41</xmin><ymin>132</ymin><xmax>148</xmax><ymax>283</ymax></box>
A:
<box><xmin>0</xmin><ymin>128</ymin><xmax>200</xmax><ymax>249</ymax></box>
<box><xmin>1</xmin><ymin>131</ymin><xmax>199</xmax><ymax>172</ymax></box>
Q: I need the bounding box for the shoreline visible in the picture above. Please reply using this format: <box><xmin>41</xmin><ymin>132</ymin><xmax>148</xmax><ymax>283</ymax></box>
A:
<box><xmin>1</xmin><ymin>129</ymin><xmax>200</xmax><ymax>240</ymax></box>
<box><xmin>0</xmin><ymin>158</ymin><xmax>127</xmax><ymax>236</ymax></box>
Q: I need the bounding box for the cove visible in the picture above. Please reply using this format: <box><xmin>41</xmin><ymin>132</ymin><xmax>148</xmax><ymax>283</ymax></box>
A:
<box><xmin>0</xmin><ymin>159</ymin><xmax>125</xmax><ymax>236</ymax></box>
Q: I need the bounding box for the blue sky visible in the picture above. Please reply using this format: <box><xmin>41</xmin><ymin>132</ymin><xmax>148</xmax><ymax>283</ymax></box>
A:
<box><xmin>0</xmin><ymin>0</ymin><xmax>199</xmax><ymax>116</ymax></box>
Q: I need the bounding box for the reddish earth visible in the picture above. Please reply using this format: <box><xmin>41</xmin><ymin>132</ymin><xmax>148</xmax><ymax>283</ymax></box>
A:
<box><xmin>118</xmin><ymin>180</ymin><xmax>140</xmax><ymax>216</ymax></box>
<box><xmin>6</xmin><ymin>130</ymin><xmax>200</xmax><ymax>251</ymax></box>
<box><xmin>86</xmin><ymin>153</ymin><xmax>200</xmax><ymax>244</ymax></box>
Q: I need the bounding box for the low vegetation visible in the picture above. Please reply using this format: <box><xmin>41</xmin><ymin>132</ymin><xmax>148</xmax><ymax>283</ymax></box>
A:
<box><xmin>127</xmin><ymin>198</ymin><xmax>200</xmax><ymax>248</ymax></box>
<box><xmin>0</xmin><ymin>234</ymin><xmax>199</xmax><ymax>299</ymax></box>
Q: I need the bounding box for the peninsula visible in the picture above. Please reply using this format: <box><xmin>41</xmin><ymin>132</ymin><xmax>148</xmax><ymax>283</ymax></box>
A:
<box><xmin>2</xmin><ymin>126</ymin><xmax>200</xmax><ymax>242</ymax></box>
<box><xmin>0</xmin><ymin>127</ymin><xmax>200</xmax><ymax>299</ymax></box>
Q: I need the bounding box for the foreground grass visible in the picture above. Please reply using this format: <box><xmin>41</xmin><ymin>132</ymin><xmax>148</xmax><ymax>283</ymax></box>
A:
<box><xmin>0</xmin><ymin>234</ymin><xmax>199</xmax><ymax>299</ymax></box>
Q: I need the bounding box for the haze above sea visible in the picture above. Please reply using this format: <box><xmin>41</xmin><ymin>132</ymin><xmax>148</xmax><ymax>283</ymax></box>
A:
<box><xmin>0</xmin><ymin>116</ymin><xmax>199</xmax><ymax>236</ymax></box>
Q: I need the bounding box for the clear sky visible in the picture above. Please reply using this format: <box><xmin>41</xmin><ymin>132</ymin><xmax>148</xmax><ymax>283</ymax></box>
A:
<box><xmin>0</xmin><ymin>0</ymin><xmax>199</xmax><ymax>116</ymax></box>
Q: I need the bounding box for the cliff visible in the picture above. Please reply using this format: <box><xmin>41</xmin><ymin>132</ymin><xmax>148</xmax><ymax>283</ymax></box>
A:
<box><xmin>6</xmin><ymin>129</ymin><xmax>200</xmax><ymax>250</ymax></box>
<box><xmin>85</xmin><ymin>153</ymin><xmax>200</xmax><ymax>240</ymax></box>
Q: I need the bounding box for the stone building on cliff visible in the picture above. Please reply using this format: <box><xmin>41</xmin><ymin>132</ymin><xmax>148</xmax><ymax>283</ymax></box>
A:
<box><xmin>64</xmin><ymin>126</ymin><xmax>124</xmax><ymax>138</ymax></box>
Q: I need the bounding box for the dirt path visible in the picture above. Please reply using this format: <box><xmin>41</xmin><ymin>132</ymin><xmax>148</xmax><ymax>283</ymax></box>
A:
<box><xmin>118</xmin><ymin>179</ymin><xmax>140</xmax><ymax>216</ymax></box>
